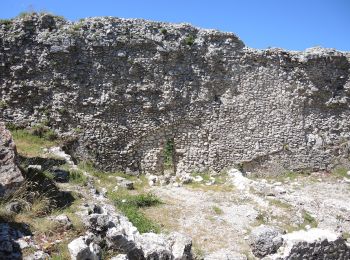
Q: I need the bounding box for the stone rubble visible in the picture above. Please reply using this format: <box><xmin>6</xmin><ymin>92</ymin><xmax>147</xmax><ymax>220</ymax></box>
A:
<box><xmin>263</xmin><ymin>228</ymin><xmax>350</xmax><ymax>260</ymax></box>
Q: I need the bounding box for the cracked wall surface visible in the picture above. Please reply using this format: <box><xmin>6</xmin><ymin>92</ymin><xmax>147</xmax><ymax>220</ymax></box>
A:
<box><xmin>1</xmin><ymin>13</ymin><xmax>350</xmax><ymax>176</ymax></box>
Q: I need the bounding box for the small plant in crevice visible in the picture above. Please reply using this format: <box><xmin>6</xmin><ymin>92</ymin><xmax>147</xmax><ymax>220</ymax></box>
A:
<box><xmin>184</xmin><ymin>35</ymin><xmax>195</xmax><ymax>46</ymax></box>
<box><xmin>0</xmin><ymin>100</ymin><xmax>8</xmax><ymax>108</ymax></box>
<box><xmin>160</xmin><ymin>28</ymin><xmax>167</xmax><ymax>35</ymax></box>
<box><xmin>301</xmin><ymin>210</ymin><xmax>318</xmax><ymax>229</ymax></box>
<box><xmin>282</xmin><ymin>143</ymin><xmax>290</xmax><ymax>151</ymax></box>
<box><xmin>164</xmin><ymin>138</ymin><xmax>174</xmax><ymax>170</ymax></box>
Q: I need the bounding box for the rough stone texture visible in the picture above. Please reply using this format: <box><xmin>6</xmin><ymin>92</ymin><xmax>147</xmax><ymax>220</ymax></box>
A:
<box><xmin>264</xmin><ymin>228</ymin><xmax>350</xmax><ymax>260</ymax></box>
<box><xmin>23</xmin><ymin>250</ymin><xmax>50</xmax><ymax>260</ymax></box>
<box><xmin>1</xmin><ymin>13</ymin><xmax>350</xmax><ymax>176</ymax></box>
<box><xmin>68</xmin><ymin>235</ymin><xmax>101</xmax><ymax>260</ymax></box>
<box><xmin>0</xmin><ymin>122</ymin><xmax>23</xmax><ymax>197</ymax></box>
<box><xmin>249</xmin><ymin>225</ymin><xmax>283</xmax><ymax>258</ymax></box>
<box><xmin>0</xmin><ymin>223</ymin><xmax>22</xmax><ymax>260</ymax></box>
<box><xmin>80</xmin><ymin>200</ymin><xmax>192</xmax><ymax>260</ymax></box>
<box><xmin>167</xmin><ymin>232</ymin><xmax>192</xmax><ymax>260</ymax></box>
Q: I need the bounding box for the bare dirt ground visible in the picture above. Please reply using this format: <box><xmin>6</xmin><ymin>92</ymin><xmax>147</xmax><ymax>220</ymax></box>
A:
<box><xmin>142</xmin><ymin>170</ymin><xmax>350</xmax><ymax>257</ymax></box>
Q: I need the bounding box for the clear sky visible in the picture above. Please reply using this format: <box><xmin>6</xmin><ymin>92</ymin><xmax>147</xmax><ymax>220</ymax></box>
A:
<box><xmin>1</xmin><ymin>0</ymin><xmax>349</xmax><ymax>51</ymax></box>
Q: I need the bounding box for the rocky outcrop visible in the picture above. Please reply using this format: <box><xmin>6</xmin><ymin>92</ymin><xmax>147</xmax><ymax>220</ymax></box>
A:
<box><xmin>0</xmin><ymin>122</ymin><xmax>23</xmax><ymax>197</ymax></box>
<box><xmin>77</xmin><ymin>202</ymin><xmax>192</xmax><ymax>260</ymax></box>
<box><xmin>1</xmin><ymin>13</ymin><xmax>350</xmax><ymax>176</ymax></box>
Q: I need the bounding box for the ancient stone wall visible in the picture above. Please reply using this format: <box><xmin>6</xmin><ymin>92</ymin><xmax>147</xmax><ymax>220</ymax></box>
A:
<box><xmin>1</xmin><ymin>13</ymin><xmax>350</xmax><ymax>176</ymax></box>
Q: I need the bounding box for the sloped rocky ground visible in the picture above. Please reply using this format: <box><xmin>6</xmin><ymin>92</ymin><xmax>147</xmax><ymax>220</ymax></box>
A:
<box><xmin>143</xmin><ymin>169</ymin><xmax>350</xmax><ymax>258</ymax></box>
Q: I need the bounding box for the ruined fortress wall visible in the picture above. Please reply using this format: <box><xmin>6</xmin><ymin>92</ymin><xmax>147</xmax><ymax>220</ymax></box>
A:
<box><xmin>1</xmin><ymin>14</ymin><xmax>350</xmax><ymax>176</ymax></box>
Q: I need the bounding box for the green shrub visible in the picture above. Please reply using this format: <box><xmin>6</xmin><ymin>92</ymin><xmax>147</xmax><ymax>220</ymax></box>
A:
<box><xmin>30</xmin><ymin>124</ymin><xmax>58</xmax><ymax>141</ymax></box>
<box><xmin>5</xmin><ymin>122</ymin><xmax>21</xmax><ymax>131</ymax></box>
<box><xmin>18</xmin><ymin>12</ymin><xmax>33</xmax><ymax>18</ymax></box>
<box><xmin>160</xmin><ymin>28</ymin><xmax>167</xmax><ymax>35</ymax></box>
<box><xmin>184</xmin><ymin>35</ymin><xmax>195</xmax><ymax>46</ymax></box>
<box><xmin>71</xmin><ymin>23</ymin><xmax>83</xmax><ymax>31</ymax></box>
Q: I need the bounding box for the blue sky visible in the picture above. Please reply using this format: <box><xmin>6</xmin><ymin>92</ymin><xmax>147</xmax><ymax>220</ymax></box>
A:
<box><xmin>1</xmin><ymin>0</ymin><xmax>349</xmax><ymax>51</ymax></box>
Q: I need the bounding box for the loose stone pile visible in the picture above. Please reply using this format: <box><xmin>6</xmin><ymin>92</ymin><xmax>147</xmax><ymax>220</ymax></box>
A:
<box><xmin>249</xmin><ymin>227</ymin><xmax>350</xmax><ymax>260</ymax></box>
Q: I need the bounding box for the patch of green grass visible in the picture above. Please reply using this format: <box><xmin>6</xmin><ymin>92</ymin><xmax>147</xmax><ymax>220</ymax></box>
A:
<box><xmin>30</xmin><ymin>124</ymin><xmax>58</xmax><ymax>141</ymax></box>
<box><xmin>11</xmin><ymin>129</ymin><xmax>57</xmax><ymax>157</ymax></box>
<box><xmin>69</xmin><ymin>169</ymin><xmax>88</xmax><ymax>185</ymax></box>
<box><xmin>78</xmin><ymin>161</ymin><xmax>147</xmax><ymax>191</ymax></box>
<box><xmin>268</xmin><ymin>199</ymin><xmax>292</xmax><ymax>210</ymax></box>
<box><xmin>212</xmin><ymin>206</ymin><xmax>223</xmax><ymax>215</ymax></box>
<box><xmin>190</xmin><ymin>172</ymin><xmax>211</xmax><ymax>182</ymax></box>
<box><xmin>110</xmin><ymin>192</ymin><xmax>161</xmax><ymax>233</ymax></box>
<box><xmin>332</xmin><ymin>167</ymin><xmax>348</xmax><ymax>178</ymax></box>
<box><xmin>301</xmin><ymin>210</ymin><xmax>318</xmax><ymax>229</ymax></box>
<box><xmin>112</xmin><ymin>192</ymin><xmax>161</xmax><ymax>208</ymax></box>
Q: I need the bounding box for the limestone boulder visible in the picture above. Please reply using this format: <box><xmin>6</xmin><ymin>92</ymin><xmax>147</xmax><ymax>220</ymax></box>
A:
<box><xmin>167</xmin><ymin>232</ymin><xmax>192</xmax><ymax>260</ymax></box>
<box><xmin>0</xmin><ymin>122</ymin><xmax>23</xmax><ymax>197</ymax></box>
<box><xmin>249</xmin><ymin>225</ymin><xmax>283</xmax><ymax>258</ymax></box>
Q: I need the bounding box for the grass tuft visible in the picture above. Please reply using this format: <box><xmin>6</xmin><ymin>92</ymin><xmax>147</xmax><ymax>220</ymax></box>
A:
<box><xmin>110</xmin><ymin>192</ymin><xmax>161</xmax><ymax>233</ymax></box>
<box><xmin>11</xmin><ymin>128</ymin><xmax>58</xmax><ymax>157</ymax></box>
<box><xmin>332</xmin><ymin>167</ymin><xmax>348</xmax><ymax>178</ymax></box>
<box><xmin>212</xmin><ymin>206</ymin><xmax>223</xmax><ymax>215</ymax></box>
